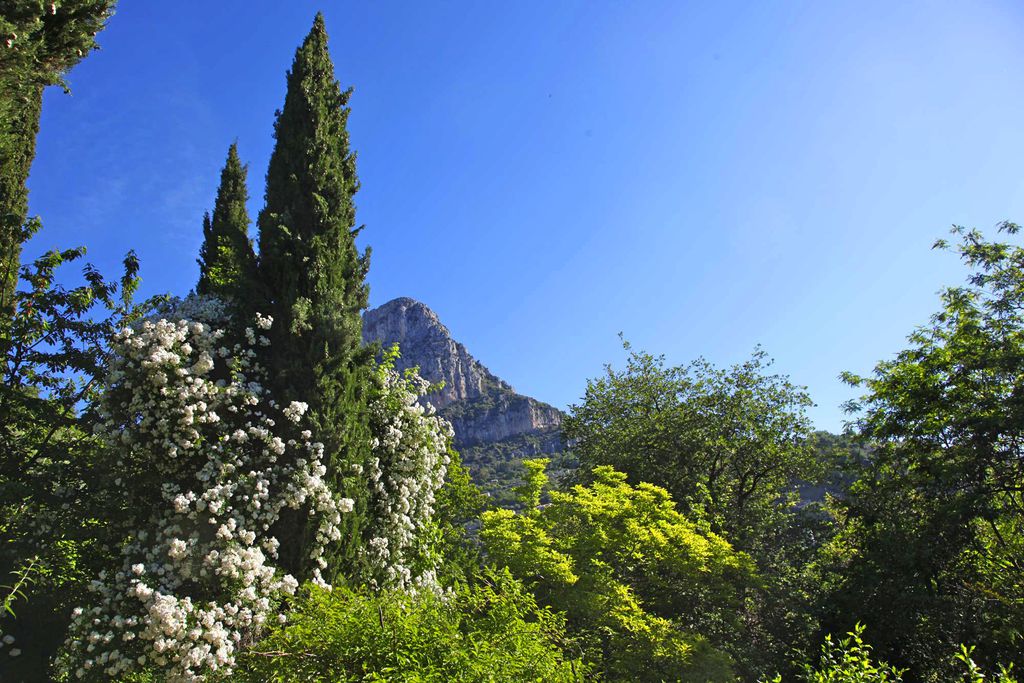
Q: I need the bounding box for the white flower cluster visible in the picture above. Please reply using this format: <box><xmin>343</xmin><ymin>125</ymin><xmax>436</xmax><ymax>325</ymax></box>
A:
<box><xmin>1</xmin><ymin>633</ymin><xmax>20</xmax><ymax>658</ymax></box>
<box><xmin>363</xmin><ymin>357</ymin><xmax>452</xmax><ymax>592</ymax></box>
<box><xmin>58</xmin><ymin>297</ymin><xmax>353</xmax><ymax>682</ymax></box>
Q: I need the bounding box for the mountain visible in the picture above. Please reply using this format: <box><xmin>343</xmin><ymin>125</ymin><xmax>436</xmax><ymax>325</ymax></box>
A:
<box><xmin>363</xmin><ymin>298</ymin><xmax>564</xmax><ymax>500</ymax></box>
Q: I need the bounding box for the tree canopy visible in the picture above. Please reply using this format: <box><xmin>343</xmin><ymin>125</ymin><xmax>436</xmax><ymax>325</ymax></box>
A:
<box><xmin>821</xmin><ymin>224</ymin><xmax>1024</xmax><ymax>678</ymax></box>
<box><xmin>1</xmin><ymin>7</ymin><xmax>1023</xmax><ymax>682</ymax></box>
<box><xmin>0</xmin><ymin>1</ymin><xmax>116</xmax><ymax>326</ymax></box>
<box><xmin>196</xmin><ymin>143</ymin><xmax>256</xmax><ymax>304</ymax></box>
<box><xmin>482</xmin><ymin>460</ymin><xmax>755</xmax><ymax>681</ymax></box>
<box><xmin>563</xmin><ymin>343</ymin><xmax>819</xmax><ymax>554</ymax></box>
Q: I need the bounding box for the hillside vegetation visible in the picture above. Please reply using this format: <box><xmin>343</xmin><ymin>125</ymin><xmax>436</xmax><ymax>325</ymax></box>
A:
<box><xmin>1</xmin><ymin>6</ymin><xmax>1021</xmax><ymax>682</ymax></box>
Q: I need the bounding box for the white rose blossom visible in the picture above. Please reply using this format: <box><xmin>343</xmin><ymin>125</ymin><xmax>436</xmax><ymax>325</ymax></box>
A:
<box><xmin>362</xmin><ymin>353</ymin><xmax>452</xmax><ymax>592</ymax></box>
<box><xmin>57</xmin><ymin>298</ymin><xmax>356</xmax><ymax>682</ymax></box>
<box><xmin>58</xmin><ymin>299</ymin><xmax>452</xmax><ymax>681</ymax></box>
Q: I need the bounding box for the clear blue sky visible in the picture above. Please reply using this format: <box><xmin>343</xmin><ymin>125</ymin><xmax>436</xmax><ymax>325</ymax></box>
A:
<box><xmin>25</xmin><ymin>1</ymin><xmax>1024</xmax><ymax>432</ymax></box>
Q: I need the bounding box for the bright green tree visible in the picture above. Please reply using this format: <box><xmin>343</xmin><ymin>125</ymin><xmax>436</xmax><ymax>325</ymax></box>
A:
<box><xmin>0</xmin><ymin>1</ymin><xmax>116</xmax><ymax>326</ymax></box>
<box><xmin>196</xmin><ymin>142</ymin><xmax>257</xmax><ymax>303</ymax></box>
<box><xmin>255</xmin><ymin>13</ymin><xmax>373</xmax><ymax>582</ymax></box>
<box><xmin>482</xmin><ymin>460</ymin><xmax>755</xmax><ymax>682</ymax></box>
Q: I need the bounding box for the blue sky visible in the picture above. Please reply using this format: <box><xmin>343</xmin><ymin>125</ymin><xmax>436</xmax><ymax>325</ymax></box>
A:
<box><xmin>26</xmin><ymin>1</ymin><xmax>1024</xmax><ymax>431</ymax></box>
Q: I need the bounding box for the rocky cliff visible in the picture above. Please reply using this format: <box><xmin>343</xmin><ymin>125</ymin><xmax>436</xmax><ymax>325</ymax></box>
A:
<box><xmin>362</xmin><ymin>297</ymin><xmax>511</xmax><ymax>409</ymax></box>
<box><xmin>362</xmin><ymin>298</ymin><xmax>564</xmax><ymax>485</ymax></box>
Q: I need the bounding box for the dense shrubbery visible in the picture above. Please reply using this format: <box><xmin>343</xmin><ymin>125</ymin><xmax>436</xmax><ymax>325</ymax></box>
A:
<box><xmin>482</xmin><ymin>460</ymin><xmax>753</xmax><ymax>681</ymax></box>
<box><xmin>56</xmin><ymin>299</ymin><xmax>361</xmax><ymax>680</ymax></box>
<box><xmin>361</xmin><ymin>347</ymin><xmax>452</xmax><ymax>591</ymax></box>
<box><xmin>0</xmin><ymin>234</ymin><xmax>152</xmax><ymax>678</ymax></box>
<box><xmin>1</xmin><ymin>4</ymin><xmax>1022</xmax><ymax>682</ymax></box>
<box><xmin>762</xmin><ymin>625</ymin><xmax>1018</xmax><ymax>683</ymax></box>
<box><xmin>233</xmin><ymin>569</ymin><xmax>585</xmax><ymax>682</ymax></box>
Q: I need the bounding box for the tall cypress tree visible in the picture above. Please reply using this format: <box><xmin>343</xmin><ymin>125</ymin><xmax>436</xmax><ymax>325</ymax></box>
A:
<box><xmin>197</xmin><ymin>142</ymin><xmax>257</xmax><ymax>303</ymax></box>
<box><xmin>0</xmin><ymin>1</ymin><xmax>116</xmax><ymax>324</ymax></box>
<box><xmin>257</xmin><ymin>13</ymin><xmax>372</xmax><ymax>581</ymax></box>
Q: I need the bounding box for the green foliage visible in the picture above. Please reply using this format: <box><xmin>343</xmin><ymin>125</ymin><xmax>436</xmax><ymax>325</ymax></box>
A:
<box><xmin>432</xmin><ymin>446</ymin><xmax>490</xmax><ymax>583</ymax></box>
<box><xmin>954</xmin><ymin>645</ymin><xmax>1018</xmax><ymax>683</ymax></box>
<box><xmin>824</xmin><ymin>224</ymin><xmax>1024</xmax><ymax>678</ymax></box>
<box><xmin>798</xmin><ymin>626</ymin><xmax>905</xmax><ymax>683</ymax></box>
<box><xmin>0</xmin><ymin>1</ymin><xmax>115</xmax><ymax>90</ymax></box>
<box><xmin>0</xmin><ymin>91</ymin><xmax>40</xmax><ymax>321</ymax></box>
<box><xmin>0</xmin><ymin>227</ymin><xmax>145</xmax><ymax>498</ymax></box>
<box><xmin>563</xmin><ymin>342</ymin><xmax>826</xmax><ymax>677</ymax></box>
<box><xmin>257</xmin><ymin>12</ymin><xmax>368</xmax><ymax>361</ymax></box>
<box><xmin>482</xmin><ymin>460</ymin><xmax>754</xmax><ymax>681</ymax></box>
<box><xmin>255</xmin><ymin>13</ymin><xmax>374</xmax><ymax>583</ymax></box>
<box><xmin>196</xmin><ymin>142</ymin><xmax>257</xmax><ymax>304</ymax></box>
<box><xmin>563</xmin><ymin>342</ymin><xmax>819</xmax><ymax>554</ymax></box>
<box><xmin>233</xmin><ymin>570</ymin><xmax>586</xmax><ymax>682</ymax></box>
<box><xmin>0</xmin><ymin>226</ymin><xmax>153</xmax><ymax>677</ymax></box>
<box><xmin>0</xmin><ymin>555</ymin><xmax>39</xmax><ymax>626</ymax></box>
<box><xmin>762</xmin><ymin>628</ymin><xmax>1019</xmax><ymax>683</ymax></box>
<box><xmin>0</xmin><ymin>6</ymin><xmax>126</xmax><ymax>676</ymax></box>
<box><xmin>1</xmin><ymin>0</ymin><xmax>116</xmax><ymax>322</ymax></box>
<box><xmin>513</xmin><ymin>457</ymin><xmax>549</xmax><ymax>510</ymax></box>
<box><xmin>761</xmin><ymin>624</ymin><xmax>905</xmax><ymax>683</ymax></box>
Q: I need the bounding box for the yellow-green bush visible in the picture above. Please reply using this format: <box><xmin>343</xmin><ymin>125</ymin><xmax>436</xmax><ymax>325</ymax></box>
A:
<box><xmin>482</xmin><ymin>461</ymin><xmax>755</xmax><ymax>682</ymax></box>
<box><xmin>232</xmin><ymin>569</ymin><xmax>586</xmax><ymax>682</ymax></box>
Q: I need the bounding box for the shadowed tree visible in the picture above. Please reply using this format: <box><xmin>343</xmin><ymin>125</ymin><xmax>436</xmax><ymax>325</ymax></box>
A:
<box><xmin>821</xmin><ymin>224</ymin><xmax>1024</xmax><ymax>679</ymax></box>
<box><xmin>0</xmin><ymin>0</ymin><xmax>116</xmax><ymax>327</ymax></box>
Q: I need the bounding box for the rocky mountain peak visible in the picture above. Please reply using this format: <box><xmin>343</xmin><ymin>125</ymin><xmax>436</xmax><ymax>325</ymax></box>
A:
<box><xmin>363</xmin><ymin>297</ymin><xmax>512</xmax><ymax>409</ymax></box>
<box><xmin>362</xmin><ymin>298</ymin><xmax>564</xmax><ymax>474</ymax></box>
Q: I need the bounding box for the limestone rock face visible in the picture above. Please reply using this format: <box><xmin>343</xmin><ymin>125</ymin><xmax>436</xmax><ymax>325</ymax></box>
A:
<box><xmin>362</xmin><ymin>297</ymin><xmax>510</xmax><ymax>409</ymax></box>
<box><xmin>445</xmin><ymin>393</ymin><xmax>562</xmax><ymax>448</ymax></box>
<box><xmin>362</xmin><ymin>298</ymin><xmax>563</xmax><ymax>459</ymax></box>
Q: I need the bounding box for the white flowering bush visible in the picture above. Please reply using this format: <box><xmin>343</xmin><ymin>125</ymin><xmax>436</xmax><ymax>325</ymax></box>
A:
<box><xmin>362</xmin><ymin>347</ymin><xmax>453</xmax><ymax>592</ymax></box>
<box><xmin>56</xmin><ymin>296</ymin><xmax>355</xmax><ymax>682</ymax></box>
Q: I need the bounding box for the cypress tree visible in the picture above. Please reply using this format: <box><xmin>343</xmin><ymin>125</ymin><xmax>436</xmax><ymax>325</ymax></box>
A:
<box><xmin>0</xmin><ymin>1</ymin><xmax>116</xmax><ymax>323</ymax></box>
<box><xmin>0</xmin><ymin>82</ymin><xmax>41</xmax><ymax>318</ymax></box>
<box><xmin>257</xmin><ymin>13</ymin><xmax>372</xmax><ymax>582</ymax></box>
<box><xmin>196</xmin><ymin>142</ymin><xmax>257</xmax><ymax>303</ymax></box>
